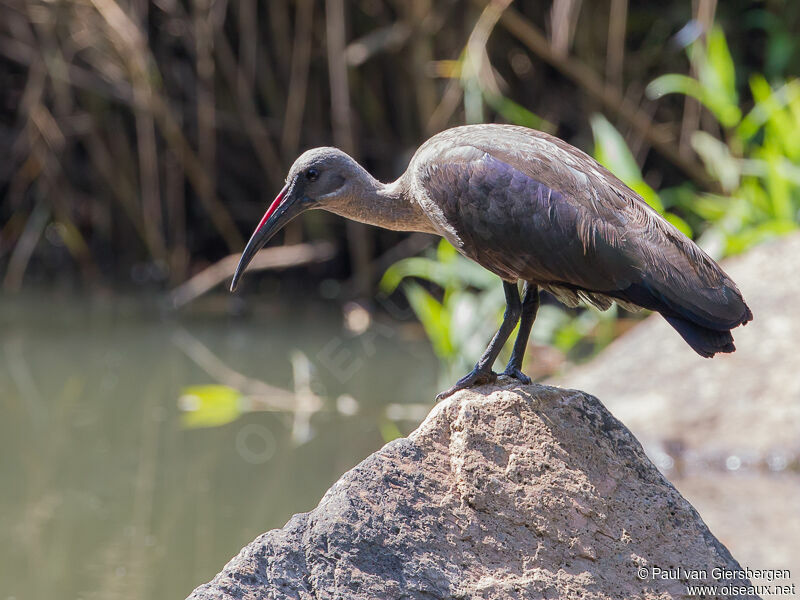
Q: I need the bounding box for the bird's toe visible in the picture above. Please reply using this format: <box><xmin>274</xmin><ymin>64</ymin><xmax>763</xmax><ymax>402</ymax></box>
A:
<box><xmin>436</xmin><ymin>368</ymin><xmax>497</xmax><ymax>401</ymax></box>
<box><xmin>502</xmin><ymin>367</ymin><xmax>531</xmax><ymax>384</ymax></box>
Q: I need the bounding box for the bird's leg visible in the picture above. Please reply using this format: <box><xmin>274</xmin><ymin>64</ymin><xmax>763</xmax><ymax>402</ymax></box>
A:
<box><xmin>436</xmin><ymin>281</ymin><xmax>522</xmax><ymax>400</ymax></box>
<box><xmin>502</xmin><ymin>282</ymin><xmax>540</xmax><ymax>384</ymax></box>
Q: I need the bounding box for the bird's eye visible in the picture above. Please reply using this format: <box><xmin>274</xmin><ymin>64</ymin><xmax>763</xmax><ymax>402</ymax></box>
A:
<box><xmin>305</xmin><ymin>168</ymin><xmax>319</xmax><ymax>181</ymax></box>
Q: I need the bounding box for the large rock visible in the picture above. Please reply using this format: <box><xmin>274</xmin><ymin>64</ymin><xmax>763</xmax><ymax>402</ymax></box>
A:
<box><xmin>188</xmin><ymin>382</ymin><xmax>757</xmax><ymax>600</ymax></box>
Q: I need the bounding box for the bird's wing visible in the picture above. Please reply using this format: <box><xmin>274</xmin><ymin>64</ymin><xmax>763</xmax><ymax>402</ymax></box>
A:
<box><xmin>413</xmin><ymin>127</ymin><xmax>750</xmax><ymax>330</ymax></box>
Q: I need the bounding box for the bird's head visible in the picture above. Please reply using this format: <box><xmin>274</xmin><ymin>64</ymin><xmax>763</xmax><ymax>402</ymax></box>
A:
<box><xmin>230</xmin><ymin>147</ymin><xmax>361</xmax><ymax>291</ymax></box>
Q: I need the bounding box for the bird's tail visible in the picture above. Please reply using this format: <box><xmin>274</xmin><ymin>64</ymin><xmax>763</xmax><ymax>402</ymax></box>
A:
<box><xmin>662</xmin><ymin>315</ymin><xmax>737</xmax><ymax>358</ymax></box>
<box><xmin>613</xmin><ymin>214</ymin><xmax>753</xmax><ymax>357</ymax></box>
<box><xmin>619</xmin><ymin>277</ymin><xmax>752</xmax><ymax>358</ymax></box>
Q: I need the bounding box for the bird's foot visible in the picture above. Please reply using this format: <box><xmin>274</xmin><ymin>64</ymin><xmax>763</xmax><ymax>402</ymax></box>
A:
<box><xmin>502</xmin><ymin>366</ymin><xmax>531</xmax><ymax>384</ymax></box>
<box><xmin>435</xmin><ymin>367</ymin><xmax>497</xmax><ymax>401</ymax></box>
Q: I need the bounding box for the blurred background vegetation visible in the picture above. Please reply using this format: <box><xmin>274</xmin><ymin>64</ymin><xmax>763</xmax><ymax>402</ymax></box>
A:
<box><xmin>2</xmin><ymin>0</ymin><xmax>799</xmax><ymax>293</ymax></box>
<box><xmin>2</xmin><ymin>0</ymin><xmax>799</xmax><ymax>597</ymax></box>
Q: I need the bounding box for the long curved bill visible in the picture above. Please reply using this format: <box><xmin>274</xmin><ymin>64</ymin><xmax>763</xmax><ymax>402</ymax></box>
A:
<box><xmin>230</xmin><ymin>184</ymin><xmax>304</xmax><ymax>291</ymax></box>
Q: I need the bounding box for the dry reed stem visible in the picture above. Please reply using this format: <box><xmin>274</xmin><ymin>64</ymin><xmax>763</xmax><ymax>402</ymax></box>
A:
<box><xmin>326</xmin><ymin>0</ymin><xmax>373</xmax><ymax>297</ymax></box>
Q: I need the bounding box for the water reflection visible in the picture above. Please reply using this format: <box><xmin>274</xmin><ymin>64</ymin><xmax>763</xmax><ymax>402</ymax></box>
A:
<box><xmin>0</xmin><ymin>293</ymin><xmax>437</xmax><ymax>599</ymax></box>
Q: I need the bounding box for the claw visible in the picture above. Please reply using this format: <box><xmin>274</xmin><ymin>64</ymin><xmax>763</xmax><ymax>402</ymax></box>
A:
<box><xmin>436</xmin><ymin>367</ymin><xmax>497</xmax><ymax>401</ymax></box>
<box><xmin>502</xmin><ymin>367</ymin><xmax>531</xmax><ymax>384</ymax></box>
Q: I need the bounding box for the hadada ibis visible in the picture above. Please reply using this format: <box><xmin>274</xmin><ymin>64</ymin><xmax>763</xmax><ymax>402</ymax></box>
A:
<box><xmin>230</xmin><ymin>124</ymin><xmax>752</xmax><ymax>399</ymax></box>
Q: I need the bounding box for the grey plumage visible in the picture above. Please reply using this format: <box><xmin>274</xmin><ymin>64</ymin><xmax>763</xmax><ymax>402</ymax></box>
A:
<box><xmin>405</xmin><ymin>125</ymin><xmax>752</xmax><ymax>356</ymax></box>
<box><xmin>231</xmin><ymin>124</ymin><xmax>752</xmax><ymax>396</ymax></box>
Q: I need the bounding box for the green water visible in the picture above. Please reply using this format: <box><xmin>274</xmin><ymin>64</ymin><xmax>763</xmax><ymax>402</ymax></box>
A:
<box><xmin>0</xmin><ymin>293</ymin><xmax>437</xmax><ymax>599</ymax></box>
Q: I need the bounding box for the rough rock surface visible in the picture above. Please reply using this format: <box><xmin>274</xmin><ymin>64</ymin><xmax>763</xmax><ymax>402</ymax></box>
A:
<box><xmin>188</xmin><ymin>382</ymin><xmax>756</xmax><ymax>600</ymax></box>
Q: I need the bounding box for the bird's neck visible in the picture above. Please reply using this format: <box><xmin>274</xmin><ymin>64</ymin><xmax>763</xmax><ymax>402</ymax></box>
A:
<box><xmin>326</xmin><ymin>171</ymin><xmax>436</xmax><ymax>234</ymax></box>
